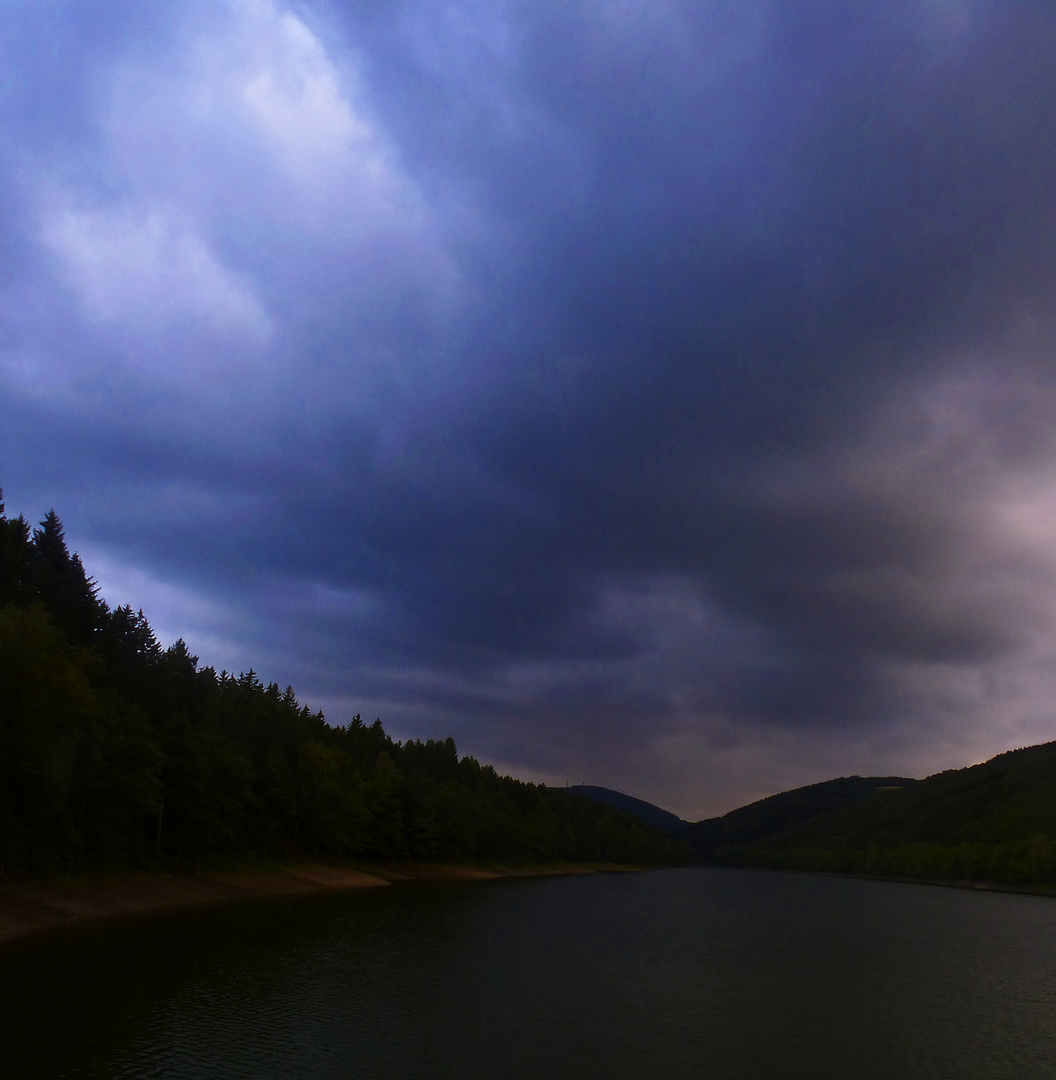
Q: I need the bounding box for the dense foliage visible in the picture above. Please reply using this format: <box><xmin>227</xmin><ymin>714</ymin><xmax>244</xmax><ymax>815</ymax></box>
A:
<box><xmin>682</xmin><ymin>776</ymin><xmax>916</xmax><ymax>852</ymax></box>
<box><xmin>0</xmin><ymin>494</ymin><xmax>685</xmax><ymax>876</ymax></box>
<box><xmin>693</xmin><ymin>748</ymin><xmax>1056</xmax><ymax>886</ymax></box>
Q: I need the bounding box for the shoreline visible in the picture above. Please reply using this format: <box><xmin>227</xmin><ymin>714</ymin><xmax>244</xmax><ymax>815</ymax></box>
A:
<box><xmin>5</xmin><ymin>861</ymin><xmax>1051</xmax><ymax>947</ymax></box>
<box><xmin>0</xmin><ymin>861</ymin><xmax>640</xmax><ymax>946</ymax></box>
<box><xmin>699</xmin><ymin>860</ymin><xmax>1056</xmax><ymax>900</ymax></box>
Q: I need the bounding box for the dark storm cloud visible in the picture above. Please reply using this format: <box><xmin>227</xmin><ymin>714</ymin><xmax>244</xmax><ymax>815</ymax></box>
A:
<box><xmin>4</xmin><ymin>0</ymin><xmax>1056</xmax><ymax>814</ymax></box>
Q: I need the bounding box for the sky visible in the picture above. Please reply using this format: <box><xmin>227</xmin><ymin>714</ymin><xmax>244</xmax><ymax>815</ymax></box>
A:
<box><xmin>3</xmin><ymin>0</ymin><xmax>1056</xmax><ymax>818</ymax></box>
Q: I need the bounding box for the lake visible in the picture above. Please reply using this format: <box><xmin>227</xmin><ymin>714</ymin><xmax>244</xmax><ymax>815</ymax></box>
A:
<box><xmin>2</xmin><ymin>867</ymin><xmax>1056</xmax><ymax>1079</ymax></box>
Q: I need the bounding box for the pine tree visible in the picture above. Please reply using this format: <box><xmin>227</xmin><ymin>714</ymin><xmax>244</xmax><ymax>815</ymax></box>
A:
<box><xmin>0</xmin><ymin>488</ymin><xmax>31</xmax><ymax>606</ymax></box>
<box><xmin>28</xmin><ymin>510</ymin><xmax>104</xmax><ymax>644</ymax></box>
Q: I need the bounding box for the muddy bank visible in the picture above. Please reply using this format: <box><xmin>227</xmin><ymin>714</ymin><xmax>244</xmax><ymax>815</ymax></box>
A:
<box><xmin>0</xmin><ymin>862</ymin><xmax>634</xmax><ymax>945</ymax></box>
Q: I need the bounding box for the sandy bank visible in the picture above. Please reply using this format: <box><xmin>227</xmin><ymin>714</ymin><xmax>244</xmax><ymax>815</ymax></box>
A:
<box><xmin>0</xmin><ymin>862</ymin><xmax>631</xmax><ymax>945</ymax></box>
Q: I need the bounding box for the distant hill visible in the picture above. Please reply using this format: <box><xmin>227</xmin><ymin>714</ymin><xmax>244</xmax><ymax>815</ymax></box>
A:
<box><xmin>698</xmin><ymin>741</ymin><xmax>1056</xmax><ymax>886</ymax></box>
<box><xmin>682</xmin><ymin>775</ymin><xmax>917</xmax><ymax>853</ymax></box>
<box><xmin>566</xmin><ymin>786</ymin><xmax>689</xmax><ymax>835</ymax></box>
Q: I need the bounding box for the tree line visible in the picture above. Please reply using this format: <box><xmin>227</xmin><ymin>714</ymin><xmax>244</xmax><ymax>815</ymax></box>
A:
<box><xmin>686</xmin><ymin>746</ymin><xmax>1056</xmax><ymax>887</ymax></box>
<box><xmin>0</xmin><ymin>493</ymin><xmax>686</xmax><ymax>876</ymax></box>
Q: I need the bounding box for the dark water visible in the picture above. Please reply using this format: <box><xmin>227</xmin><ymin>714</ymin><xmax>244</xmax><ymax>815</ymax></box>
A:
<box><xmin>3</xmin><ymin>868</ymin><xmax>1056</xmax><ymax>1079</ymax></box>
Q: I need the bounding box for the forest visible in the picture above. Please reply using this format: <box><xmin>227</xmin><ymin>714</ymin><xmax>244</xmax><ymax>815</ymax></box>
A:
<box><xmin>686</xmin><ymin>748</ymin><xmax>1056</xmax><ymax>887</ymax></box>
<box><xmin>0</xmin><ymin>492</ymin><xmax>686</xmax><ymax>877</ymax></box>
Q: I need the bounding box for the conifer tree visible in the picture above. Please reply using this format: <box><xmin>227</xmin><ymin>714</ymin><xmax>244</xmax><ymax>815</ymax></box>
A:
<box><xmin>0</xmin><ymin>488</ymin><xmax>31</xmax><ymax>606</ymax></box>
<box><xmin>28</xmin><ymin>510</ymin><xmax>103</xmax><ymax>644</ymax></box>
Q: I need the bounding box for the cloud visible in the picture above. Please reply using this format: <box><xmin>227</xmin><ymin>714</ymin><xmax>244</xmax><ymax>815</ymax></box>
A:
<box><xmin>43</xmin><ymin>202</ymin><xmax>272</xmax><ymax>339</ymax></box>
<box><xmin>241</xmin><ymin>9</ymin><xmax>371</xmax><ymax>163</ymax></box>
<box><xmin>3</xmin><ymin>0</ymin><xmax>1056</xmax><ymax>816</ymax></box>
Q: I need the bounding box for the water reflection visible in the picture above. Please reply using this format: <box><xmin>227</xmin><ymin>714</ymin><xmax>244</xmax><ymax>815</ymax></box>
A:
<box><xmin>3</xmin><ymin>869</ymin><xmax>1056</xmax><ymax>1079</ymax></box>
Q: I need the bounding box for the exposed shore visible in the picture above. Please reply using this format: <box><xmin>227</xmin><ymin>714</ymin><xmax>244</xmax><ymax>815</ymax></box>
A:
<box><xmin>0</xmin><ymin>862</ymin><xmax>637</xmax><ymax>946</ymax></box>
<box><xmin>6</xmin><ymin>861</ymin><xmax>1053</xmax><ymax>948</ymax></box>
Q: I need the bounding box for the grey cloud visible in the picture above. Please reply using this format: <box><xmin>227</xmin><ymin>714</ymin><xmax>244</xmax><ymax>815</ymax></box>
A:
<box><xmin>4</xmin><ymin>0</ymin><xmax>1056</xmax><ymax>815</ymax></box>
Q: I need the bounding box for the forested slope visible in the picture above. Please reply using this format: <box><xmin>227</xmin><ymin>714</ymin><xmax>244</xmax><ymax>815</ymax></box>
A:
<box><xmin>0</xmin><ymin>493</ymin><xmax>686</xmax><ymax>876</ymax></box>
<box><xmin>701</xmin><ymin>745</ymin><xmax>1056</xmax><ymax>886</ymax></box>
<box><xmin>682</xmin><ymin>776</ymin><xmax>916</xmax><ymax>854</ymax></box>
<box><xmin>566</xmin><ymin>786</ymin><xmax>689</xmax><ymax>835</ymax></box>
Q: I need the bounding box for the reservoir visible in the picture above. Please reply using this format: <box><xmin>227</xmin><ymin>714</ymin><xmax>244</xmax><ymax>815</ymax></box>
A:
<box><xmin>3</xmin><ymin>867</ymin><xmax>1056</xmax><ymax>1079</ymax></box>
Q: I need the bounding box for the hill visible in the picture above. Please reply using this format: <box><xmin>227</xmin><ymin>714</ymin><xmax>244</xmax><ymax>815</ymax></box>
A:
<box><xmin>565</xmin><ymin>786</ymin><xmax>689</xmax><ymax>835</ymax></box>
<box><xmin>700</xmin><ymin>743</ymin><xmax>1056</xmax><ymax>886</ymax></box>
<box><xmin>682</xmin><ymin>775</ymin><xmax>916</xmax><ymax>854</ymax></box>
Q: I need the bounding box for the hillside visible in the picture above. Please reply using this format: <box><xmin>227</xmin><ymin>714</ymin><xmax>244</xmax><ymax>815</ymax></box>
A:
<box><xmin>0</xmin><ymin>492</ymin><xmax>687</xmax><ymax>877</ymax></box>
<box><xmin>701</xmin><ymin>744</ymin><xmax>1056</xmax><ymax>886</ymax></box>
<box><xmin>565</xmin><ymin>786</ymin><xmax>689</xmax><ymax>835</ymax></box>
<box><xmin>682</xmin><ymin>775</ymin><xmax>916</xmax><ymax>854</ymax></box>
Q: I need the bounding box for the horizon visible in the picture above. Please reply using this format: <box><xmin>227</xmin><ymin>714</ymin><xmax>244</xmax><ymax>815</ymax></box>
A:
<box><xmin>4</xmin><ymin>2</ymin><xmax>1056</xmax><ymax>819</ymax></box>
